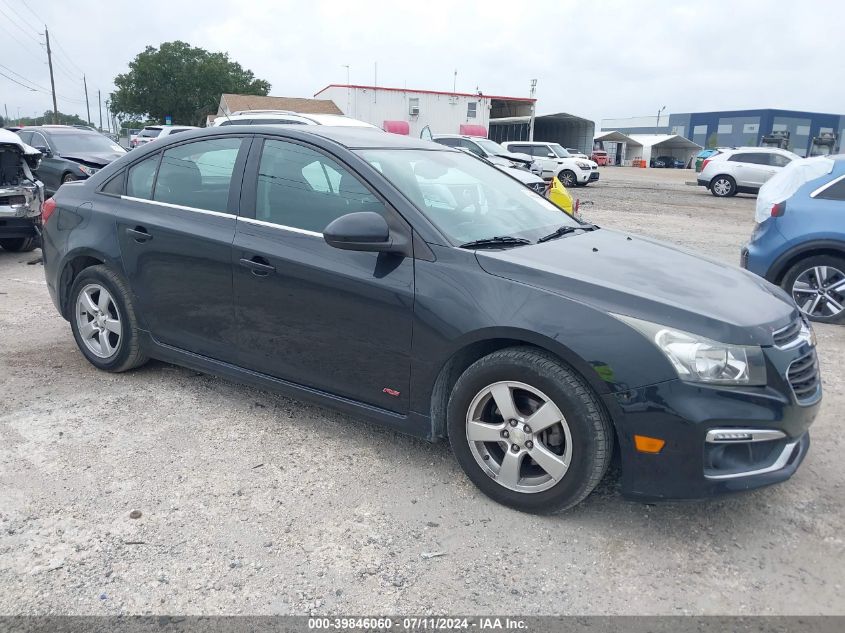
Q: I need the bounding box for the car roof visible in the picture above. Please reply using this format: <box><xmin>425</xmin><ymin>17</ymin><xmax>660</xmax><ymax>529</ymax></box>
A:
<box><xmin>24</xmin><ymin>126</ymin><xmax>100</xmax><ymax>135</ymax></box>
<box><xmin>161</xmin><ymin>125</ymin><xmax>449</xmax><ymax>151</ymax></box>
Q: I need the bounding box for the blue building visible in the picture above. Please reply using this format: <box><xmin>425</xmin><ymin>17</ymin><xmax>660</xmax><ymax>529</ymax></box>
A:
<box><xmin>601</xmin><ymin>109</ymin><xmax>845</xmax><ymax>157</ymax></box>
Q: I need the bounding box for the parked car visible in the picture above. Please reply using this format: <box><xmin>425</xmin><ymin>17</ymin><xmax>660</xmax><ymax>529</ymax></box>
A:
<box><xmin>16</xmin><ymin>126</ymin><xmax>126</xmax><ymax>196</ymax></box>
<box><xmin>697</xmin><ymin>147</ymin><xmax>798</xmax><ymax>197</ymax></box>
<box><xmin>503</xmin><ymin>141</ymin><xmax>599</xmax><ymax>187</ymax></box>
<box><xmin>651</xmin><ymin>155</ymin><xmax>685</xmax><ymax>168</ymax></box>
<box><xmin>433</xmin><ymin>135</ymin><xmax>539</xmax><ymax>175</ymax></box>
<box><xmin>591</xmin><ymin>149</ymin><xmax>608</xmax><ymax>166</ymax></box>
<box><xmin>0</xmin><ymin>128</ymin><xmax>44</xmax><ymax>252</ymax></box>
<box><xmin>41</xmin><ymin>126</ymin><xmax>819</xmax><ymax>512</ymax></box>
<box><xmin>211</xmin><ymin>110</ymin><xmax>380</xmax><ymax>129</ymax></box>
<box><xmin>128</xmin><ymin>128</ymin><xmax>141</xmax><ymax>147</ymax></box>
<box><xmin>131</xmin><ymin>125</ymin><xmax>199</xmax><ymax>148</ymax></box>
<box><xmin>742</xmin><ymin>155</ymin><xmax>845</xmax><ymax>323</ymax></box>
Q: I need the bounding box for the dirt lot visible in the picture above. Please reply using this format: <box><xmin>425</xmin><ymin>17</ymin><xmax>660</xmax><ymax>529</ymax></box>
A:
<box><xmin>1</xmin><ymin>167</ymin><xmax>843</xmax><ymax>615</ymax></box>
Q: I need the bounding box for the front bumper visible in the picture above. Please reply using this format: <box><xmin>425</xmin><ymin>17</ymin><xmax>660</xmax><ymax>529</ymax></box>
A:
<box><xmin>588</xmin><ymin>170</ymin><xmax>600</xmax><ymax>182</ymax></box>
<box><xmin>0</xmin><ymin>180</ymin><xmax>44</xmax><ymax>237</ymax></box>
<box><xmin>605</xmin><ymin>357</ymin><xmax>820</xmax><ymax>500</ymax></box>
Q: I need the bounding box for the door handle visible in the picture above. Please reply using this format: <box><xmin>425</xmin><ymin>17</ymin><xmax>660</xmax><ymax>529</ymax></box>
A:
<box><xmin>125</xmin><ymin>227</ymin><xmax>152</xmax><ymax>243</ymax></box>
<box><xmin>239</xmin><ymin>256</ymin><xmax>276</xmax><ymax>277</ymax></box>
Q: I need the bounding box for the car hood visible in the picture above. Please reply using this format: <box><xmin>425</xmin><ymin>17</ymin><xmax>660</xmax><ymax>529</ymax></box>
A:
<box><xmin>58</xmin><ymin>151</ymin><xmax>125</xmax><ymax>167</ymax></box>
<box><xmin>475</xmin><ymin>228</ymin><xmax>798</xmax><ymax>345</ymax></box>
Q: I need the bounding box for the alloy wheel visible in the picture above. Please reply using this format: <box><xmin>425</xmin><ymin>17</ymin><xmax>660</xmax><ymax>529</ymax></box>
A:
<box><xmin>75</xmin><ymin>283</ymin><xmax>122</xmax><ymax>358</ymax></box>
<box><xmin>712</xmin><ymin>178</ymin><xmax>732</xmax><ymax>196</ymax></box>
<box><xmin>560</xmin><ymin>172</ymin><xmax>576</xmax><ymax>187</ymax></box>
<box><xmin>465</xmin><ymin>381</ymin><xmax>573</xmax><ymax>494</ymax></box>
<box><xmin>792</xmin><ymin>266</ymin><xmax>845</xmax><ymax>318</ymax></box>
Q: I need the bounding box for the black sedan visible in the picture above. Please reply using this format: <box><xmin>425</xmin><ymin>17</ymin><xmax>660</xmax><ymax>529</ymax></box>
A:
<box><xmin>40</xmin><ymin>126</ymin><xmax>819</xmax><ymax>513</ymax></box>
<box><xmin>651</xmin><ymin>155</ymin><xmax>686</xmax><ymax>168</ymax></box>
<box><xmin>16</xmin><ymin>126</ymin><xmax>126</xmax><ymax>195</ymax></box>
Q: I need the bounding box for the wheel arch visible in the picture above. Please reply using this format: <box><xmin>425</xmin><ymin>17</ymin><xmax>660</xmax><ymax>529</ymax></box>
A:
<box><xmin>427</xmin><ymin>329</ymin><xmax>613</xmax><ymax>441</ymax></box>
<box><xmin>57</xmin><ymin>249</ymin><xmax>109</xmax><ymax>319</ymax></box>
<box><xmin>767</xmin><ymin>241</ymin><xmax>845</xmax><ymax>284</ymax></box>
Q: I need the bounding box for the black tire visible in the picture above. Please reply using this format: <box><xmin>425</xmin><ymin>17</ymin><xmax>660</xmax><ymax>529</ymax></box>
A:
<box><xmin>0</xmin><ymin>236</ymin><xmax>38</xmax><ymax>252</ymax></box>
<box><xmin>782</xmin><ymin>255</ymin><xmax>845</xmax><ymax>324</ymax></box>
<box><xmin>709</xmin><ymin>174</ymin><xmax>736</xmax><ymax>197</ymax></box>
<box><xmin>559</xmin><ymin>170</ymin><xmax>577</xmax><ymax>188</ymax></box>
<box><xmin>574</xmin><ymin>181</ymin><xmax>587</xmax><ymax>187</ymax></box>
<box><xmin>447</xmin><ymin>347</ymin><xmax>613</xmax><ymax>514</ymax></box>
<box><xmin>62</xmin><ymin>173</ymin><xmax>78</xmax><ymax>184</ymax></box>
<box><xmin>68</xmin><ymin>265</ymin><xmax>149</xmax><ymax>372</ymax></box>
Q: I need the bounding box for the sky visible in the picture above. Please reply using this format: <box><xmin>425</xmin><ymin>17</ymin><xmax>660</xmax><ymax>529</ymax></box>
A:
<box><xmin>2</xmin><ymin>0</ymin><xmax>844</xmax><ymax>128</ymax></box>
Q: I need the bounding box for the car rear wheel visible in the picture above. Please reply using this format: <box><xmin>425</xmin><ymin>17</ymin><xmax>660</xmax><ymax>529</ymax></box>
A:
<box><xmin>447</xmin><ymin>347</ymin><xmax>613</xmax><ymax>513</ymax></box>
<box><xmin>783</xmin><ymin>255</ymin><xmax>845</xmax><ymax>324</ymax></box>
<box><xmin>69</xmin><ymin>265</ymin><xmax>148</xmax><ymax>372</ymax></box>
<box><xmin>559</xmin><ymin>170</ymin><xmax>577</xmax><ymax>188</ymax></box>
<box><xmin>0</xmin><ymin>237</ymin><xmax>38</xmax><ymax>252</ymax></box>
<box><xmin>710</xmin><ymin>175</ymin><xmax>736</xmax><ymax>197</ymax></box>
<box><xmin>62</xmin><ymin>173</ymin><xmax>78</xmax><ymax>184</ymax></box>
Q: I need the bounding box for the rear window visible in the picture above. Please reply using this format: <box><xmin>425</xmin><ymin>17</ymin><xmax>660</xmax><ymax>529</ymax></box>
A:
<box><xmin>139</xmin><ymin>128</ymin><xmax>162</xmax><ymax>138</ymax></box>
<box><xmin>816</xmin><ymin>177</ymin><xmax>845</xmax><ymax>201</ymax></box>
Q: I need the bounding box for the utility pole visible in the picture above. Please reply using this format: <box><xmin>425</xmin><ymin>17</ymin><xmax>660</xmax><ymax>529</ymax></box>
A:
<box><xmin>98</xmin><ymin>90</ymin><xmax>103</xmax><ymax>130</ymax></box>
<box><xmin>44</xmin><ymin>27</ymin><xmax>59</xmax><ymax>123</ymax></box>
<box><xmin>528</xmin><ymin>79</ymin><xmax>538</xmax><ymax>141</ymax></box>
<box><xmin>83</xmin><ymin>75</ymin><xmax>91</xmax><ymax>125</ymax></box>
<box><xmin>105</xmin><ymin>100</ymin><xmax>111</xmax><ymax>133</ymax></box>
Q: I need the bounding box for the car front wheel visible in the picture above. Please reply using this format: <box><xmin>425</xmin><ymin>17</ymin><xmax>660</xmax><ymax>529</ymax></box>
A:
<box><xmin>447</xmin><ymin>347</ymin><xmax>613</xmax><ymax>513</ymax></box>
<box><xmin>69</xmin><ymin>265</ymin><xmax>149</xmax><ymax>372</ymax></box>
<box><xmin>783</xmin><ymin>255</ymin><xmax>845</xmax><ymax>324</ymax></box>
<box><xmin>558</xmin><ymin>170</ymin><xmax>577</xmax><ymax>187</ymax></box>
<box><xmin>710</xmin><ymin>175</ymin><xmax>736</xmax><ymax>197</ymax></box>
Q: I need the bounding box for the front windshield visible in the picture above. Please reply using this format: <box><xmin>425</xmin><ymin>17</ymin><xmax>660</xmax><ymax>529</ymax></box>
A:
<box><xmin>474</xmin><ymin>138</ymin><xmax>510</xmax><ymax>156</ymax></box>
<box><xmin>550</xmin><ymin>144</ymin><xmax>571</xmax><ymax>158</ymax></box>
<box><xmin>52</xmin><ymin>133</ymin><xmax>126</xmax><ymax>155</ymax></box>
<box><xmin>357</xmin><ymin>149</ymin><xmax>579</xmax><ymax>244</ymax></box>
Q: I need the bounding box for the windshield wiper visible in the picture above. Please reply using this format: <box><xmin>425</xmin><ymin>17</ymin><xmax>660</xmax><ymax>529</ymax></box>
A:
<box><xmin>536</xmin><ymin>224</ymin><xmax>599</xmax><ymax>243</ymax></box>
<box><xmin>459</xmin><ymin>236</ymin><xmax>532</xmax><ymax>249</ymax></box>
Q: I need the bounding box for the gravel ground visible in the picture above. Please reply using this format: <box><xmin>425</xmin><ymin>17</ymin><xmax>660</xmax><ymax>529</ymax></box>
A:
<box><xmin>1</xmin><ymin>167</ymin><xmax>843</xmax><ymax>615</ymax></box>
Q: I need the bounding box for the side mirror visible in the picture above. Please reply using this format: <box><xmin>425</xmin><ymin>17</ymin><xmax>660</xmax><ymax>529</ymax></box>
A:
<box><xmin>324</xmin><ymin>212</ymin><xmax>394</xmax><ymax>252</ymax></box>
<box><xmin>35</xmin><ymin>146</ymin><xmax>52</xmax><ymax>157</ymax></box>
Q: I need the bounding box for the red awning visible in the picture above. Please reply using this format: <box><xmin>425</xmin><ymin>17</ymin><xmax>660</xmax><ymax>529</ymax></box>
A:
<box><xmin>383</xmin><ymin>120</ymin><xmax>409</xmax><ymax>135</ymax></box>
<box><xmin>459</xmin><ymin>124</ymin><xmax>487</xmax><ymax>137</ymax></box>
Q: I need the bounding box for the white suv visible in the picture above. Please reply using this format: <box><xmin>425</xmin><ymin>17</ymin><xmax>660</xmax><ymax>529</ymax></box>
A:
<box><xmin>131</xmin><ymin>125</ymin><xmax>199</xmax><ymax>148</ymax></box>
<box><xmin>503</xmin><ymin>141</ymin><xmax>599</xmax><ymax>186</ymax></box>
<box><xmin>211</xmin><ymin>110</ymin><xmax>379</xmax><ymax>128</ymax></box>
<box><xmin>697</xmin><ymin>147</ymin><xmax>799</xmax><ymax>197</ymax></box>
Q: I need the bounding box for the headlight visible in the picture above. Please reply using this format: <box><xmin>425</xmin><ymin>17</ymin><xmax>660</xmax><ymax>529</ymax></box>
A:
<box><xmin>78</xmin><ymin>164</ymin><xmax>99</xmax><ymax>177</ymax></box>
<box><xmin>615</xmin><ymin>315</ymin><xmax>767</xmax><ymax>385</ymax></box>
<box><xmin>576</xmin><ymin>161</ymin><xmax>591</xmax><ymax>170</ymax></box>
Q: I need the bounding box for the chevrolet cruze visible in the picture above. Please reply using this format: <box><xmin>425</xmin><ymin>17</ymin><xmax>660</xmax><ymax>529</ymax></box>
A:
<box><xmin>40</xmin><ymin>126</ymin><xmax>821</xmax><ymax>513</ymax></box>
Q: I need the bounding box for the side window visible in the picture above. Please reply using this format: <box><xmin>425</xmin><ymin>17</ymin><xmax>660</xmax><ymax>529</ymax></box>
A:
<box><xmin>126</xmin><ymin>154</ymin><xmax>159</xmax><ymax>199</ymax></box>
<box><xmin>769</xmin><ymin>153</ymin><xmax>792</xmax><ymax>167</ymax></box>
<box><xmin>17</xmin><ymin>131</ymin><xmax>33</xmax><ymax>145</ymax></box>
<box><xmin>436</xmin><ymin>137</ymin><xmax>460</xmax><ymax>147</ymax></box>
<box><xmin>100</xmin><ymin>170</ymin><xmax>125</xmax><ymax>196</ymax></box>
<box><xmin>30</xmin><ymin>132</ymin><xmax>49</xmax><ymax>150</ymax></box>
<box><xmin>461</xmin><ymin>140</ymin><xmax>484</xmax><ymax>157</ymax></box>
<box><xmin>816</xmin><ymin>178</ymin><xmax>845</xmax><ymax>201</ymax></box>
<box><xmin>535</xmin><ymin>146</ymin><xmax>553</xmax><ymax>157</ymax></box>
<box><xmin>154</xmin><ymin>137</ymin><xmax>243</xmax><ymax>212</ymax></box>
<box><xmin>728</xmin><ymin>153</ymin><xmax>750</xmax><ymax>163</ymax></box>
<box><xmin>255</xmin><ymin>139</ymin><xmax>386</xmax><ymax>233</ymax></box>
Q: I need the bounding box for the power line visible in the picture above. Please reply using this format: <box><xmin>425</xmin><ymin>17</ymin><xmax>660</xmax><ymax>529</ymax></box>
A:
<box><xmin>0</xmin><ymin>68</ymin><xmax>38</xmax><ymax>92</ymax></box>
<box><xmin>51</xmin><ymin>35</ymin><xmax>85</xmax><ymax>76</ymax></box>
<box><xmin>0</xmin><ymin>1</ymin><xmax>42</xmax><ymax>44</ymax></box>
<box><xmin>0</xmin><ymin>62</ymin><xmax>51</xmax><ymax>92</ymax></box>
<box><xmin>19</xmin><ymin>0</ymin><xmax>45</xmax><ymax>26</ymax></box>
<box><xmin>0</xmin><ymin>16</ymin><xmax>42</xmax><ymax>56</ymax></box>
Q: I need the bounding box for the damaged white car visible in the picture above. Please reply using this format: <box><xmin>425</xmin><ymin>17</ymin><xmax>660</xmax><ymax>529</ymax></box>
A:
<box><xmin>1</xmin><ymin>128</ymin><xmax>44</xmax><ymax>252</ymax></box>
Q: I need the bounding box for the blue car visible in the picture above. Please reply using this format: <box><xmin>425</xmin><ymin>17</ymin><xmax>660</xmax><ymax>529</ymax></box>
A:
<box><xmin>742</xmin><ymin>155</ymin><xmax>845</xmax><ymax>323</ymax></box>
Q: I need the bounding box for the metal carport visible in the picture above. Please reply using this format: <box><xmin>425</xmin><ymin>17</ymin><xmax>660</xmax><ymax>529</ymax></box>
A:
<box><xmin>627</xmin><ymin>134</ymin><xmax>703</xmax><ymax>167</ymax></box>
<box><xmin>594</xmin><ymin>131</ymin><xmax>643</xmax><ymax>166</ymax></box>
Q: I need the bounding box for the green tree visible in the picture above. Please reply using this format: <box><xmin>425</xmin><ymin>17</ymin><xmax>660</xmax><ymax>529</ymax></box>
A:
<box><xmin>111</xmin><ymin>41</ymin><xmax>271</xmax><ymax>126</ymax></box>
<box><xmin>18</xmin><ymin>110</ymin><xmax>91</xmax><ymax>126</ymax></box>
<box><xmin>707</xmin><ymin>132</ymin><xmax>718</xmax><ymax>148</ymax></box>
<box><xmin>0</xmin><ymin>115</ymin><xmax>5</xmax><ymax>127</ymax></box>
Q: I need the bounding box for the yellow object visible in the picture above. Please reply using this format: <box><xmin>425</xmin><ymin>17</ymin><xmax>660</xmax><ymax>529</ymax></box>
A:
<box><xmin>547</xmin><ymin>176</ymin><xmax>575</xmax><ymax>216</ymax></box>
<box><xmin>634</xmin><ymin>435</ymin><xmax>666</xmax><ymax>454</ymax></box>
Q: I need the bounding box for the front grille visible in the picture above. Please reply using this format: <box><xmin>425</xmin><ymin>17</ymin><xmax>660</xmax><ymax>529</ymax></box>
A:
<box><xmin>787</xmin><ymin>350</ymin><xmax>821</xmax><ymax>402</ymax></box>
<box><xmin>773</xmin><ymin>319</ymin><xmax>802</xmax><ymax>348</ymax></box>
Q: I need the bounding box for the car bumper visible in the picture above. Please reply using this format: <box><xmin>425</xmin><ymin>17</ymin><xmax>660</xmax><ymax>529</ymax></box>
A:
<box><xmin>588</xmin><ymin>171</ymin><xmax>600</xmax><ymax>182</ymax></box>
<box><xmin>697</xmin><ymin>177</ymin><xmax>709</xmax><ymax>188</ymax></box>
<box><xmin>1</xmin><ymin>181</ymin><xmax>44</xmax><ymax>237</ymax></box>
<box><xmin>605</xmin><ymin>374</ymin><xmax>820</xmax><ymax>501</ymax></box>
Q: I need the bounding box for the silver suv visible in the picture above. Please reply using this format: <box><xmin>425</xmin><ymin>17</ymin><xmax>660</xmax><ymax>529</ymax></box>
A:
<box><xmin>697</xmin><ymin>147</ymin><xmax>798</xmax><ymax>197</ymax></box>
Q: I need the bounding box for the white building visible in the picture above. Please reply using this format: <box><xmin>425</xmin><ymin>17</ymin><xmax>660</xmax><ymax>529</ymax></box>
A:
<box><xmin>594</xmin><ymin>131</ymin><xmax>701</xmax><ymax>167</ymax></box>
<box><xmin>313</xmin><ymin>84</ymin><xmax>534</xmax><ymax>138</ymax></box>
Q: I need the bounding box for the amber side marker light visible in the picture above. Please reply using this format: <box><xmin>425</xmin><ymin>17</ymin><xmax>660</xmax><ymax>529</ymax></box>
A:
<box><xmin>634</xmin><ymin>435</ymin><xmax>666</xmax><ymax>454</ymax></box>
